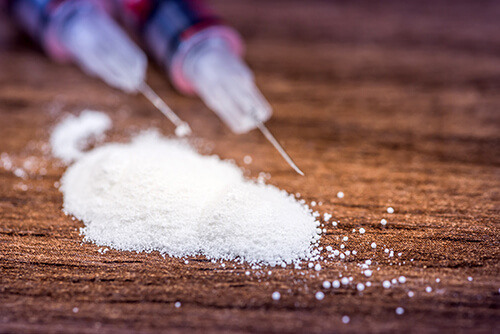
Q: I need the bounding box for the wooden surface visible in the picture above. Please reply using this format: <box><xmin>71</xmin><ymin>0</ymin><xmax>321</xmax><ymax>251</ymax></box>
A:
<box><xmin>1</xmin><ymin>0</ymin><xmax>499</xmax><ymax>333</ymax></box>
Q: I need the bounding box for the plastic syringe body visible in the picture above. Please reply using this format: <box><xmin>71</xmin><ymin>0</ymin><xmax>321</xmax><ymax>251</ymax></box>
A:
<box><xmin>118</xmin><ymin>0</ymin><xmax>272</xmax><ymax>134</ymax></box>
<box><xmin>8</xmin><ymin>0</ymin><xmax>147</xmax><ymax>93</ymax></box>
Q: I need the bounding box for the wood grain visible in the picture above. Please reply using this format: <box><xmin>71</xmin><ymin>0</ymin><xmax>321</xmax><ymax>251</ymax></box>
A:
<box><xmin>0</xmin><ymin>0</ymin><xmax>499</xmax><ymax>333</ymax></box>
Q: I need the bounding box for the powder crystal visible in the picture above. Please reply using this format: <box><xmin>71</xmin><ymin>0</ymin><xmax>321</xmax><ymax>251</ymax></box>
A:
<box><xmin>315</xmin><ymin>291</ymin><xmax>325</xmax><ymax>300</ymax></box>
<box><xmin>272</xmin><ymin>291</ymin><xmax>281</xmax><ymax>301</ymax></box>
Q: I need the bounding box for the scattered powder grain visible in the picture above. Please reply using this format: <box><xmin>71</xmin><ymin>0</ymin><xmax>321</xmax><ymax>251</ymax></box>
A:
<box><xmin>315</xmin><ymin>291</ymin><xmax>325</xmax><ymax>300</ymax></box>
<box><xmin>272</xmin><ymin>292</ymin><xmax>281</xmax><ymax>301</ymax></box>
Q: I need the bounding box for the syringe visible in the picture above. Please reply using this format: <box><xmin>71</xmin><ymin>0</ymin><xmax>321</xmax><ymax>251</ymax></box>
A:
<box><xmin>7</xmin><ymin>0</ymin><xmax>191</xmax><ymax>137</ymax></box>
<box><xmin>118</xmin><ymin>0</ymin><xmax>304</xmax><ymax>175</ymax></box>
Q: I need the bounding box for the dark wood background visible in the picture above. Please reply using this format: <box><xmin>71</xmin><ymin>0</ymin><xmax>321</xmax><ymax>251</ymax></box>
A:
<box><xmin>1</xmin><ymin>0</ymin><xmax>499</xmax><ymax>333</ymax></box>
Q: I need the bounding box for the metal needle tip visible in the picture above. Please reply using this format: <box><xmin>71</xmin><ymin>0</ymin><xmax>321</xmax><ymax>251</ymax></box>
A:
<box><xmin>138</xmin><ymin>82</ymin><xmax>192</xmax><ymax>137</ymax></box>
<box><xmin>256</xmin><ymin>122</ymin><xmax>304</xmax><ymax>176</ymax></box>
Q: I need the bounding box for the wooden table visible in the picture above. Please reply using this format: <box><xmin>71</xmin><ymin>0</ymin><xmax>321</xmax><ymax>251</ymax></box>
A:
<box><xmin>1</xmin><ymin>0</ymin><xmax>499</xmax><ymax>332</ymax></box>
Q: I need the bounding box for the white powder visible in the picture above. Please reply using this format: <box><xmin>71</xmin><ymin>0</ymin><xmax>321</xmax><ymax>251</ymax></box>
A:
<box><xmin>315</xmin><ymin>291</ymin><xmax>325</xmax><ymax>300</ymax></box>
<box><xmin>60</xmin><ymin>131</ymin><xmax>319</xmax><ymax>266</ymax></box>
<box><xmin>272</xmin><ymin>291</ymin><xmax>281</xmax><ymax>301</ymax></box>
<box><xmin>50</xmin><ymin>110</ymin><xmax>111</xmax><ymax>164</ymax></box>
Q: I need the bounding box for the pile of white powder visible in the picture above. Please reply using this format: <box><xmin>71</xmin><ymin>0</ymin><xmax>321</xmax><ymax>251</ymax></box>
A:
<box><xmin>50</xmin><ymin>110</ymin><xmax>111</xmax><ymax>164</ymax></box>
<box><xmin>55</xmin><ymin>112</ymin><xmax>319</xmax><ymax>266</ymax></box>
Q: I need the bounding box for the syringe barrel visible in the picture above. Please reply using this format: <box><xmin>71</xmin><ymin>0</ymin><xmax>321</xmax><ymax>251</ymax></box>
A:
<box><xmin>118</xmin><ymin>0</ymin><xmax>272</xmax><ymax>133</ymax></box>
<box><xmin>118</xmin><ymin>0</ymin><xmax>243</xmax><ymax>94</ymax></box>
<box><xmin>7</xmin><ymin>0</ymin><xmax>110</xmax><ymax>61</ymax></box>
<box><xmin>7</xmin><ymin>0</ymin><xmax>147</xmax><ymax>92</ymax></box>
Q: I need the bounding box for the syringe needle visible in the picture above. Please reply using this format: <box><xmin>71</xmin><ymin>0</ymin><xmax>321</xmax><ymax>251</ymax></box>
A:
<box><xmin>256</xmin><ymin>122</ymin><xmax>304</xmax><ymax>176</ymax></box>
<box><xmin>138</xmin><ymin>82</ymin><xmax>192</xmax><ymax>137</ymax></box>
